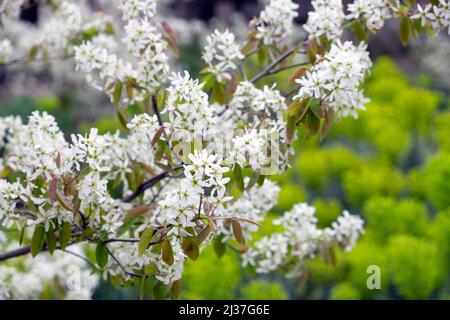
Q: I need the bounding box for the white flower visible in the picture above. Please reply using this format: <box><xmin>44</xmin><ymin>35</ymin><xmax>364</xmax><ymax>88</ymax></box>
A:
<box><xmin>347</xmin><ymin>0</ymin><xmax>399</xmax><ymax>31</ymax></box>
<box><xmin>294</xmin><ymin>41</ymin><xmax>372</xmax><ymax>119</ymax></box>
<box><xmin>303</xmin><ymin>0</ymin><xmax>345</xmax><ymax>42</ymax></box>
<box><xmin>326</xmin><ymin>210</ymin><xmax>364</xmax><ymax>251</ymax></box>
<box><xmin>202</xmin><ymin>29</ymin><xmax>244</xmax><ymax>82</ymax></box>
<box><xmin>411</xmin><ymin>4</ymin><xmax>433</xmax><ymax>27</ymax></box>
<box><xmin>118</xmin><ymin>0</ymin><xmax>157</xmax><ymax>20</ymax></box>
<box><xmin>253</xmin><ymin>0</ymin><xmax>299</xmax><ymax>45</ymax></box>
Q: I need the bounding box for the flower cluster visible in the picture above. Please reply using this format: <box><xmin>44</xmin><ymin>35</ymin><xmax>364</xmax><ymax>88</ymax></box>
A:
<box><xmin>347</xmin><ymin>0</ymin><xmax>398</xmax><ymax>30</ymax></box>
<box><xmin>303</xmin><ymin>0</ymin><xmax>345</xmax><ymax>42</ymax></box>
<box><xmin>410</xmin><ymin>1</ymin><xmax>450</xmax><ymax>35</ymax></box>
<box><xmin>118</xmin><ymin>0</ymin><xmax>157</xmax><ymax>20</ymax></box>
<box><xmin>227</xmin><ymin>81</ymin><xmax>292</xmax><ymax>172</ymax></box>
<box><xmin>0</xmin><ymin>243</ymin><xmax>98</xmax><ymax>300</ymax></box>
<box><xmin>163</xmin><ymin>71</ymin><xmax>216</xmax><ymax>141</ymax></box>
<box><xmin>294</xmin><ymin>41</ymin><xmax>372</xmax><ymax>119</ymax></box>
<box><xmin>202</xmin><ymin>29</ymin><xmax>244</xmax><ymax>82</ymax></box>
<box><xmin>243</xmin><ymin>203</ymin><xmax>364</xmax><ymax>274</ymax></box>
<box><xmin>253</xmin><ymin>0</ymin><xmax>299</xmax><ymax>45</ymax></box>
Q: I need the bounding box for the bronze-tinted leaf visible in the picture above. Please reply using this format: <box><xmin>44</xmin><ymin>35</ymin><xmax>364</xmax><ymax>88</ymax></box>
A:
<box><xmin>182</xmin><ymin>236</ymin><xmax>199</xmax><ymax>261</ymax></box>
<box><xmin>162</xmin><ymin>239</ymin><xmax>174</xmax><ymax>265</ymax></box>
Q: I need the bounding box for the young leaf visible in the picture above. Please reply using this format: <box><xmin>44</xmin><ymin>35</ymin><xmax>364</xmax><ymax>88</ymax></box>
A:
<box><xmin>196</xmin><ymin>223</ymin><xmax>213</xmax><ymax>244</ymax></box>
<box><xmin>161</xmin><ymin>239</ymin><xmax>174</xmax><ymax>266</ymax></box>
<box><xmin>182</xmin><ymin>236</ymin><xmax>199</xmax><ymax>261</ymax></box>
<box><xmin>139</xmin><ymin>274</ymin><xmax>147</xmax><ymax>300</ymax></box>
<box><xmin>31</xmin><ymin>224</ymin><xmax>45</xmax><ymax>257</ymax></box>
<box><xmin>46</xmin><ymin>227</ymin><xmax>57</xmax><ymax>255</ymax></box>
<box><xmin>113</xmin><ymin>81</ymin><xmax>123</xmax><ymax>106</ymax></box>
<box><xmin>19</xmin><ymin>225</ymin><xmax>26</xmax><ymax>245</ymax></box>
<box><xmin>171</xmin><ymin>279</ymin><xmax>182</xmax><ymax>300</ymax></box>
<box><xmin>233</xmin><ymin>164</ymin><xmax>245</xmax><ymax>192</ymax></box>
<box><xmin>231</xmin><ymin>219</ymin><xmax>245</xmax><ymax>245</ymax></box>
<box><xmin>59</xmin><ymin>221</ymin><xmax>71</xmax><ymax>250</ymax></box>
<box><xmin>144</xmin><ymin>263</ymin><xmax>158</xmax><ymax>276</ymax></box>
<box><xmin>139</xmin><ymin>228</ymin><xmax>154</xmax><ymax>256</ymax></box>
<box><xmin>288</xmin><ymin>66</ymin><xmax>307</xmax><ymax>85</ymax></box>
<box><xmin>124</xmin><ymin>205</ymin><xmax>150</xmax><ymax>220</ymax></box>
<box><xmin>400</xmin><ymin>17</ymin><xmax>410</xmax><ymax>46</ymax></box>
<box><xmin>213</xmin><ymin>235</ymin><xmax>227</xmax><ymax>258</ymax></box>
<box><xmin>49</xmin><ymin>176</ymin><xmax>57</xmax><ymax>204</ymax></box>
<box><xmin>96</xmin><ymin>242</ymin><xmax>109</xmax><ymax>269</ymax></box>
<box><xmin>161</xmin><ymin>21</ymin><xmax>179</xmax><ymax>45</ymax></box>
<box><xmin>320</xmin><ymin>109</ymin><xmax>335</xmax><ymax>141</ymax></box>
<box><xmin>152</xmin><ymin>280</ymin><xmax>166</xmax><ymax>300</ymax></box>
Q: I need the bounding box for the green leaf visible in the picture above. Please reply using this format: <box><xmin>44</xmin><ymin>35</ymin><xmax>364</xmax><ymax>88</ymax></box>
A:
<box><xmin>19</xmin><ymin>225</ymin><xmax>26</xmax><ymax>245</ymax></box>
<box><xmin>246</xmin><ymin>169</ymin><xmax>261</xmax><ymax>190</ymax></box>
<box><xmin>286</xmin><ymin>115</ymin><xmax>296</xmax><ymax>142</ymax></box>
<box><xmin>31</xmin><ymin>224</ymin><xmax>45</xmax><ymax>257</ymax></box>
<box><xmin>212</xmin><ymin>80</ymin><xmax>225</xmax><ymax>105</ymax></box>
<box><xmin>161</xmin><ymin>239</ymin><xmax>174</xmax><ymax>265</ymax></box>
<box><xmin>144</xmin><ymin>263</ymin><xmax>158</xmax><ymax>276</ymax></box>
<box><xmin>152</xmin><ymin>280</ymin><xmax>166</xmax><ymax>300</ymax></box>
<box><xmin>96</xmin><ymin>242</ymin><xmax>109</xmax><ymax>268</ymax></box>
<box><xmin>231</xmin><ymin>219</ymin><xmax>245</xmax><ymax>245</ymax></box>
<box><xmin>320</xmin><ymin>109</ymin><xmax>335</xmax><ymax>141</ymax></box>
<box><xmin>59</xmin><ymin>221</ymin><xmax>71</xmax><ymax>250</ymax></box>
<box><xmin>113</xmin><ymin>81</ymin><xmax>123</xmax><ymax>106</ymax></box>
<box><xmin>257</xmin><ymin>46</ymin><xmax>267</xmax><ymax>64</ymax></box>
<box><xmin>400</xmin><ymin>17</ymin><xmax>410</xmax><ymax>46</ymax></box>
<box><xmin>171</xmin><ymin>279</ymin><xmax>182</xmax><ymax>300</ymax></box>
<box><xmin>139</xmin><ymin>274</ymin><xmax>147</xmax><ymax>300</ymax></box>
<box><xmin>46</xmin><ymin>226</ymin><xmax>57</xmax><ymax>255</ymax></box>
<box><xmin>352</xmin><ymin>20</ymin><xmax>368</xmax><ymax>43</ymax></box>
<box><xmin>233</xmin><ymin>164</ymin><xmax>245</xmax><ymax>192</ymax></box>
<box><xmin>306</xmin><ymin>112</ymin><xmax>320</xmax><ymax>135</ymax></box>
<box><xmin>139</xmin><ymin>228</ymin><xmax>154</xmax><ymax>256</ymax></box>
<box><xmin>213</xmin><ymin>234</ymin><xmax>226</xmax><ymax>258</ymax></box>
<box><xmin>309</xmin><ymin>98</ymin><xmax>321</xmax><ymax>119</ymax></box>
<box><xmin>182</xmin><ymin>236</ymin><xmax>199</xmax><ymax>261</ymax></box>
<box><xmin>196</xmin><ymin>223</ymin><xmax>213</xmax><ymax>244</ymax></box>
<box><xmin>116</xmin><ymin>216</ymin><xmax>137</xmax><ymax>237</ymax></box>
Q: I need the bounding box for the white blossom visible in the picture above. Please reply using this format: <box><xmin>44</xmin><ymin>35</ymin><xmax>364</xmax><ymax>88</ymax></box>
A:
<box><xmin>202</xmin><ymin>29</ymin><xmax>244</xmax><ymax>82</ymax></box>
<box><xmin>253</xmin><ymin>0</ymin><xmax>299</xmax><ymax>45</ymax></box>
<box><xmin>294</xmin><ymin>41</ymin><xmax>372</xmax><ymax>118</ymax></box>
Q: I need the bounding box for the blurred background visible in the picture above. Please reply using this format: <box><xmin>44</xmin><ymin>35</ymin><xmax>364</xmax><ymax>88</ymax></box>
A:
<box><xmin>0</xmin><ymin>0</ymin><xmax>449</xmax><ymax>299</ymax></box>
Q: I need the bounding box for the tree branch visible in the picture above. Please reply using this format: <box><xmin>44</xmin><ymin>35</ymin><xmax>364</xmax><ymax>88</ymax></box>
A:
<box><xmin>251</xmin><ymin>47</ymin><xmax>299</xmax><ymax>83</ymax></box>
<box><xmin>123</xmin><ymin>163</ymin><xmax>183</xmax><ymax>203</ymax></box>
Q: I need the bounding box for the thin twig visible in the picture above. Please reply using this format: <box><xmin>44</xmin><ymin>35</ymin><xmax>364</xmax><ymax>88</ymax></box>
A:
<box><xmin>63</xmin><ymin>249</ymin><xmax>100</xmax><ymax>271</ymax></box>
<box><xmin>104</xmin><ymin>244</ymin><xmax>142</xmax><ymax>278</ymax></box>
<box><xmin>251</xmin><ymin>47</ymin><xmax>299</xmax><ymax>83</ymax></box>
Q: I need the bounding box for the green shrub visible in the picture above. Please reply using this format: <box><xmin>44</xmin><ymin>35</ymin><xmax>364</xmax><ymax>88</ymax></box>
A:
<box><xmin>343</xmin><ymin>163</ymin><xmax>405</xmax><ymax>206</ymax></box>
<box><xmin>181</xmin><ymin>246</ymin><xmax>242</xmax><ymax>299</ymax></box>
<box><xmin>434</xmin><ymin>111</ymin><xmax>450</xmax><ymax>151</ymax></box>
<box><xmin>240</xmin><ymin>281</ymin><xmax>288</xmax><ymax>300</ymax></box>
<box><xmin>407</xmin><ymin>169</ymin><xmax>427</xmax><ymax>201</ymax></box>
<box><xmin>329</xmin><ymin>283</ymin><xmax>361</xmax><ymax>300</ymax></box>
<box><xmin>423</xmin><ymin>152</ymin><xmax>450</xmax><ymax>210</ymax></box>
<box><xmin>387</xmin><ymin>235</ymin><xmax>443</xmax><ymax>299</ymax></box>
<box><xmin>296</xmin><ymin>148</ymin><xmax>330</xmax><ymax>190</ymax></box>
<box><xmin>363</xmin><ymin>197</ymin><xmax>429</xmax><ymax>242</ymax></box>
<box><xmin>312</xmin><ymin>198</ymin><xmax>342</xmax><ymax>228</ymax></box>
<box><xmin>326</xmin><ymin>146</ymin><xmax>363</xmax><ymax>178</ymax></box>
<box><xmin>276</xmin><ymin>183</ymin><xmax>307</xmax><ymax>212</ymax></box>
<box><xmin>343</xmin><ymin>240</ymin><xmax>389</xmax><ymax>298</ymax></box>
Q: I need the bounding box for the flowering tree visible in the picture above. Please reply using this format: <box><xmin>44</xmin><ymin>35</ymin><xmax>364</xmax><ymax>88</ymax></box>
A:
<box><xmin>0</xmin><ymin>0</ymin><xmax>448</xmax><ymax>300</ymax></box>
